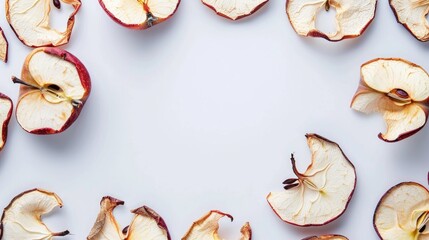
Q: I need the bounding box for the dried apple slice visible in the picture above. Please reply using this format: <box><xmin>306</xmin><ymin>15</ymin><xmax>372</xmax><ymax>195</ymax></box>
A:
<box><xmin>12</xmin><ymin>47</ymin><xmax>91</xmax><ymax>134</ymax></box>
<box><xmin>374</xmin><ymin>182</ymin><xmax>429</xmax><ymax>239</ymax></box>
<box><xmin>390</xmin><ymin>0</ymin><xmax>429</xmax><ymax>41</ymax></box>
<box><xmin>182</xmin><ymin>210</ymin><xmax>251</xmax><ymax>240</ymax></box>
<box><xmin>302</xmin><ymin>235</ymin><xmax>348</xmax><ymax>240</ymax></box>
<box><xmin>0</xmin><ymin>93</ymin><xmax>13</xmax><ymax>152</ymax></box>
<box><xmin>351</xmin><ymin>58</ymin><xmax>429</xmax><ymax>142</ymax></box>
<box><xmin>6</xmin><ymin>0</ymin><xmax>81</xmax><ymax>47</ymax></box>
<box><xmin>266</xmin><ymin>134</ymin><xmax>356</xmax><ymax>226</ymax></box>
<box><xmin>286</xmin><ymin>0</ymin><xmax>377</xmax><ymax>41</ymax></box>
<box><xmin>202</xmin><ymin>0</ymin><xmax>268</xmax><ymax>20</ymax></box>
<box><xmin>0</xmin><ymin>28</ymin><xmax>8</xmax><ymax>63</ymax></box>
<box><xmin>87</xmin><ymin>196</ymin><xmax>171</xmax><ymax>240</ymax></box>
<box><xmin>99</xmin><ymin>0</ymin><xmax>180</xmax><ymax>29</ymax></box>
<box><xmin>0</xmin><ymin>189</ymin><xmax>69</xmax><ymax>239</ymax></box>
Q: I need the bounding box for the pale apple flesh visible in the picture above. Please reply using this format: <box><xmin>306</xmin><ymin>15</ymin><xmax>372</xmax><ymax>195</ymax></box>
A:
<box><xmin>286</xmin><ymin>0</ymin><xmax>377</xmax><ymax>41</ymax></box>
<box><xmin>351</xmin><ymin>58</ymin><xmax>429</xmax><ymax>142</ymax></box>
<box><xmin>0</xmin><ymin>94</ymin><xmax>13</xmax><ymax>152</ymax></box>
<box><xmin>182</xmin><ymin>210</ymin><xmax>251</xmax><ymax>240</ymax></box>
<box><xmin>202</xmin><ymin>0</ymin><xmax>268</xmax><ymax>20</ymax></box>
<box><xmin>374</xmin><ymin>182</ymin><xmax>429</xmax><ymax>240</ymax></box>
<box><xmin>99</xmin><ymin>0</ymin><xmax>180</xmax><ymax>29</ymax></box>
<box><xmin>390</xmin><ymin>0</ymin><xmax>429</xmax><ymax>41</ymax></box>
<box><xmin>14</xmin><ymin>47</ymin><xmax>91</xmax><ymax>134</ymax></box>
<box><xmin>302</xmin><ymin>235</ymin><xmax>348</xmax><ymax>240</ymax></box>
<box><xmin>0</xmin><ymin>189</ymin><xmax>69</xmax><ymax>239</ymax></box>
<box><xmin>87</xmin><ymin>196</ymin><xmax>171</xmax><ymax>240</ymax></box>
<box><xmin>0</xmin><ymin>28</ymin><xmax>8</xmax><ymax>63</ymax></box>
<box><xmin>6</xmin><ymin>0</ymin><xmax>81</xmax><ymax>47</ymax></box>
<box><xmin>267</xmin><ymin>134</ymin><xmax>356</xmax><ymax>226</ymax></box>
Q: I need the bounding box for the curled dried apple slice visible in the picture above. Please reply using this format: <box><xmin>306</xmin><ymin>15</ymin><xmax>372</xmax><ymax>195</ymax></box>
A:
<box><xmin>99</xmin><ymin>0</ymin><xmax>180</xmax><ymax>29</ymax></box>
<box><xmin>182</xmin><ymin>210</ymin><xmax>251</xmax><ymax>240</ymax></box>
<box><xmin>286</xmin><ymin>0</ymin><xmax>377</xmax><ymax>41</ymax></box>
<box><xmin>0</xmin><ymin>93</ymin><xmax>13</xmax><ymax>152</ymax></box>
<box><xmin>87</xmin><ymin>196</ymin><xmax>171</xmax><ymax>240</ymax></box>
<box><xmin>0</xmin><ymin>28</ymin><xmax>8</xmax><ymax>63</ymax></box>
<box><xmin>302</xmin><ymin>235</ymin><xmax>348</xmax><ymax>240</ymax></box>
<box><xmin>6</xmin><ymin>0</ymin><xmax>81</xmax><ymax>47</ymax></box>
<box><xmin>267</xmin><ymin>134</ymin><xmax>356</xmax><ymax>226</ymax></box>
<box><xmin>390</xmin><ymin>0</ymin><xmax>429</xmax><ymax>41</ymax></box>
<box><xmin>0</xmin><ymin>189</ymin><xmax>69</xmax><ymax>239</ymax></box>
<box><xmin>374</xmin><ymin>182</ymin><xmax>429</xmax><ymax>239</ymax></box>
<box><xmin>351</xmin><ymin>58</ymin><xmax>429</xmax><ymax>142</ymax></box>
<box><xmin>13</xmin><ymin>47</ymin><xmax>91</xmax><ymax>134</ymax></box>
<box><xmin>202</xmin><ymin>0</ymin><xmax>268</xmax><ymax>20</ymax></box>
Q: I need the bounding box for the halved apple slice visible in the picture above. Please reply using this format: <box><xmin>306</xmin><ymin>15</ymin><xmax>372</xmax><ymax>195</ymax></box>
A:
<box><xmin>182</xmin><ymin>210</ymin><xmax>251</xmax><ymax>240</ymax></box>
<box><xmin>0</xmin><ymin>28</ymin><xmax>8</xmax><ymax>63</ymax></box>
<box><xmin>0</xmin><ymin>189</ymin><xmax>69</xmax><ymax>239</ymax></box>
<box><xmin>302</xmin><ymin>235</ymin><xmax>348</xmax><ymax>240</ymax></box>
<box><xmin>99</xmin><ymin>0</ymin><xmax>180</xmax><ymax>29</ymax></box>
<box><xmin>286</xmin><ymin>0</ymin><xmax>377</xmax><ymax>41</ymax></box>
<box><xmin>13</xmin><ymin>47</ymin><xmax>91</xmax><ymax>134</ymax></box>
<box><xmin>6</xmin><ymin>0</ymin><xmax>81</xmax><ymax>47</ymax></box>
<box><xmin>351</xmin><ymin>58</ymin><xmax>429</xmax><ymax>142</ymax></box>
<box><xmin>87</xmin><ymin>196</ymin><xmax>171</xmax><ymax>240</ymax></box>
<box><xmin>0</xmin><ymin>93</ymin><xmax>13</xmax><ymax>152</ymax></box>
<box><xmin>374</xmin><ymin>182</ymin><xmax>429</xmax><ymax>239</ymax></box>
<box><xmin>390</xmin><ymin>0</ymin><xmax>429</xmax><ymax>41</ymax></box>
<box><xmin>267</xmin><ymin>134</ymin><xmax>356</xmax><ymax>226</ymax></box>
<box><xmin>202</xmin><ymin>0</ymin><xmax>268</xmax><ymax>20</ymax></box>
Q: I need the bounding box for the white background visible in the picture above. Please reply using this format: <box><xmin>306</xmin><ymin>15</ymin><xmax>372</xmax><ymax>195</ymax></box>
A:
<box><xmin>0</xmin><ymin>0</ymin><xmax>429</xmax><ymax>239</ymax></box>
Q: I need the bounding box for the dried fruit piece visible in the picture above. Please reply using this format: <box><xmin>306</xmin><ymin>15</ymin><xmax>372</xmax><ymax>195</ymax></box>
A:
<box><xmin>286</xmin><ymin>0</ymin><xmax>377</xmax><ymax>41</ymax></box>
<box><xmin>87</xmin><ymin>196</ymin><xmax>170</xmax><ymax>240</ymax></box>
<box><xmin>0</xmin><ymin>93</ymin><xmax>13</xmax><ymax>152</ymax></box>
<box><xmin>0</xmin><ymin>189</ymin><xmax>69</xmax><ymax>239</ymax></box>
<box><xmin>0</xmin><ymin>28</ymin><xmax>8</xmax><ymax>63</ymax></box>
<box><xmin>351</xmin><ymin>58</ymin><xmax>429</xmax><ymax>142</ymax></box>
<box><xmin>12</xmin><ymin>47</ymin><xmax>91</xmax><ymax>134</ymax></box>
<box><xmin>390</xmin><ymin>0</ymin><xmax>429</xmax><ymax>41</ymax></box>
<box><xmin>267</xmin><ymin>134</ymin><xmax>356</xmax><ymax>226</ymax></box>
<box><xmin>99</xmin><ymin>0</ymin><xmax>180</xmax><ymax>29</ymax></box>
<box><xmin>182</xmin><ymin>210</ymin><xmax>251</xmax><ymax>240</ymax></box>
<box><xmin>302</xmin><ymin>235</ymin><xmax>348</xmax><ymax>240</ymax></box>
<box><xmin>202</xmin><ymin>0</ymin><xmax>268</xmax><ymax>20</ymax></box>
<box><xmin>6</xmin><ymin>0</ymin><xmax>81</xmax><ymax>47</ymax></box>
<box><xmin>374</xmin><ymin>182</ymin><xmax>429</xmax><ymax>239</ymax></box>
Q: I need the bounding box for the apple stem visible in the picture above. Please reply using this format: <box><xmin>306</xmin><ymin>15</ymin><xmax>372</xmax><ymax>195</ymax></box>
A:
<box><xmin>146</xmin><ymin>12</ymin><xmax>157</xmax><ymax>27</ymax></box>
<box><xmin>325</xmin><ymin>1</ymin><xmax>330</xmax><ymax>11</ymax></box>
<box><xmin>12</xmin><ymin>76</ymin><xmax>40</xmax><ymax>89</ymax></box>
<box><xmin>290</xmin><ymin>153</ymin><xmax>303</xmax><ymax>178</ymax></box>
<box><xmin>52</xmin><ymin>230</ymin><xmax>70</xmax><ymax>236</ymax></box>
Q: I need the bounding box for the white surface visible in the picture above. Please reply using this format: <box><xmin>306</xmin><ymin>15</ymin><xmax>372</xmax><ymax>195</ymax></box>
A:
<box><xmin>0</xmin><ymin>1</ymin><xmax>428</xmax><ymax>239</ymax></box>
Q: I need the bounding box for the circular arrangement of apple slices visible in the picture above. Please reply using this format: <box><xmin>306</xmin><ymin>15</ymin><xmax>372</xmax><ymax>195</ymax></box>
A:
<box><xmin>374</xmin><ymin>182</ymin><xmax>429</xmax><ymax>239</ymax></box>
<box><xmin>0</xmin><ymin>28</ymin><xmax>8</xmax><ymax>63</ymax></box>
<box><xmin>390</xmin><ymin>0</ymin><xmax>429</xmax><ymax>41</ymax></box>
<box><xmin>182</xmin><ymin>210</ymin><xmax>251</xmax><ymax>240</ymax></box>
<box><xmin>351</xmin><ymin>58</ymin><xmax>429</xmax><ymax>142</ymax></box>
<box><xmin>286</xmin><ymin>0</ymin><xmax>377</xmax><ymax>41</ymax></box>
<box><xmin>267</xmin><ymin>134</ymin><xmax>356</xmax><ymax>226</ymax></box>
<box><xmin>0</xmin><ymin>189</ymin><xmax>70</xmax><ymax>239</ymax></box>
<box><xmin>6</xmin><ymin>0</ymin><xmax>81</xmax><ymax>47</ymax></box>
<box><xmin>302</xmin><ymin>235</ymin><xmax>348</xmax><ymax>240</ymax></box>
<box><xmin>87</xmin><ymin>196</ymin><xmax>171</xmax><ymax>240</ymax></box>
<box><xmin>99</xmin><ymin>0</ymin><xmax>180</xmax><ymax>29</ymax></box>
<box><xmin>12</xmin><ymin>47</ymin><xmax>91</xmax><ymax>134</ymax></box>
<box><xmin>202</xmin><ymin>0</ymin><xmax>268</xmax><ymax>20</ymax></box>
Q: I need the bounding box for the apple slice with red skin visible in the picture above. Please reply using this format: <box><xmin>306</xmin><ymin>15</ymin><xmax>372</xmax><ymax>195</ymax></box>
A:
<box><xmin>286</xmin><ymin>0</ymin><xmax>377</xmax><ymax>41</ymax></box>
<box><xmin>351</xmin><ymin>58</ymin><xmax>429</xmax><ymax>142</ymax></box>
<box><xmin>99</xmin><ymin>0</ymin><xmax>180</xmax><ymax>30</ymax></box>
<box><xmin>374</xmin><ymin>182</ymin><xmax>429</xmax><ymax>239</ymax></box>
<box><xmin>390</xmin><ymin>0</ymin><xmax>429</xmax><ymax>41</ymax></box>
<box><xmin>182</xmin><ymin>210</ymin><xmax>251</xmax><ymax>240</ymax></box>
<box><xmin>87</xmin><ymin>196</ymin><xmax>171</xmax><ymax>240</ymax></box>
<box><xmin>0</xmin><ymin>93</ymin><xmax>13</xmax><ymax>152</ymax></box>
<box><xmin>0</xmin><ymin>28</ymin><xmax>8</xmax><ymax>63</ymax></box>
<box><xmin>302</xmin><ymin>235</ymin><xmax>348</xmax><ymax>240</ymax></box>
<box><xmin>267</xmin><ymin>134</ymin><xmax>356</xmax><ymax>226</ymax></box>
<box><xmin>202</xmin><ymin>0</ymin><xmax>268</xmax><ymax>20</ymax></box>
<box><xmin>6</xmin><ymin>0</ymin><xmax>81</xmax><ymax>47</ymax></box>
<box><xmin>12</xmin><ymin>47</ymin><xmax>91</xmax><ymax>134</ymax></box>
<box><xmin>0</xmin><ymin>189</ymin><xmax>69</xmax><ymax>239</ymax></box>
